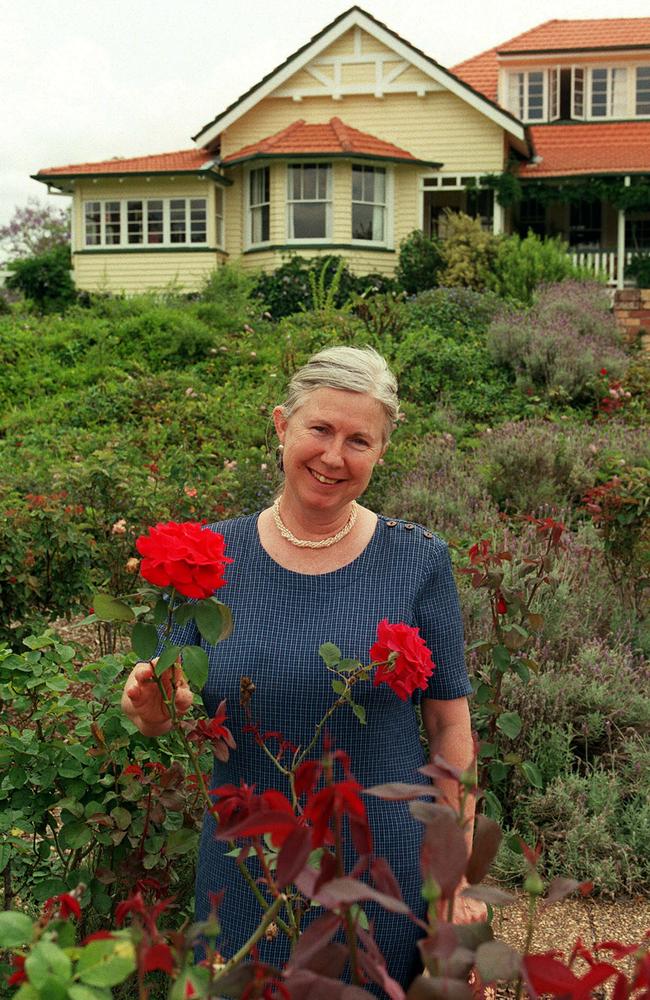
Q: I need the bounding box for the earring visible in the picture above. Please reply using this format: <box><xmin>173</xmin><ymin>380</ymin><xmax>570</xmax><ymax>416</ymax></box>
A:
<box><xmin>276</xmin><ymin>444</ymin><xmax>284</xmax><ymax>472</ymax></box>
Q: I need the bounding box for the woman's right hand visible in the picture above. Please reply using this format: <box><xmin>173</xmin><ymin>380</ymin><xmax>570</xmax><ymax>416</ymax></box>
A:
<box><xmin>121</xmin><ymin>659</ymin><xmax>193</xmax><ymax>737</ymax></box>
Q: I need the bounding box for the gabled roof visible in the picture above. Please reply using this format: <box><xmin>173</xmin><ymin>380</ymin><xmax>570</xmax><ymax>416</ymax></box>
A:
<box><xmin>521</xmin><ymin>122</ymin><xmax>650</xmax><ymax>178</ymax></box>
<box><xmin>453</xmin><ymin>18</ymin><xmax>650</xmax><ymax>104</ymax></box>
<box><xmin>32</xmin><ymin>149</ymin><xmax>231</xmax><ymax>192</ymax></box>
<box><xmin>193</xmin><ymin>6</ymin><xmax>527</xmax><ymax>148</ymax></box>
<box><xmin>222</xmin><ymin>117</ymin><xmax>441</xmax><ymax>168</ymax></box>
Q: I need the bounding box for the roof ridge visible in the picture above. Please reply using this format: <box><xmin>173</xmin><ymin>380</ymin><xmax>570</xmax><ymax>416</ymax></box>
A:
<box><xmin>329</xmin><ymin>116</ymin><xmax>353</xmax><ymax>152</ymax></box>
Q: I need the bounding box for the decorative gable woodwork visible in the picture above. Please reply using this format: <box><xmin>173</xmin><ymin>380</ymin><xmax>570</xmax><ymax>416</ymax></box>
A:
<box><xmin>272</xmin><ymin>27</ymin><xmax>441</xmax><ymax>102</ymax></box>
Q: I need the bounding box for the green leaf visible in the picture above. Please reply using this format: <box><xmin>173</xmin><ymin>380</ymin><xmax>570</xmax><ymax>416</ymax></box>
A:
<box><xmin>131</xmin><ymin>623</ymin><xmax>159</xmax><ymax>661</ymax></box>
<box><xmin>521</xmin><ymin>761</ymin><xmax>544</xmax><ymax>789</ymax></box>
<box><xmin>492</xmin><ymin>645</ymin><xmax>511</xmax><ymax>671</ymax></box>
<box><xmin>475</xmin><ymin>682</ymin><xmax>493</xmax><ymax>704</ymax></box>
<box><xmin>165</xmin><ymin>827</ymin><xmax>197</xmax><ymax>856</ymax></box>
<box><xmin>496</xmin><ymin>712</ymin><xmax>522</xmax><ymax>740</ymax></box>
<box><xmin>172</xmin><ymin>603</ymin><xmax>195</xmax><ymax>626</ymax></box>
<box><xmin>331</xmin><ymin>679</ymin><xmax>346</xmax><ymax>695</ymax></box>
<box><xmin>488</xmin><ymin>760</ymin><xmax>509</xmax><ymax>783</ymax></box>
<box><xmin>338</xmin><ymin>658</ymin><xmax>360</xmax><ymax>673</ymax></box>
<box><xmin>0</xmin><ymin>911</ymin><xmax>34</xmax><ymax>947</ymax></box>
<box><xmin>194</xmin><ymin>600</ymin><xmax>225</xmax><ymax>644</ymax></box>
<box><xmin>110</xmin><ymin>807</ymin><xmax>132</xmax><ymax>831</ymax></box>
<box><xmin>351</xmin><ymin>702</ymin><xmax>366</xmax><ymax>725</ymax></box>
<box><xmin>60</xmin><ymin>820</ymin><xmax>93</xmax><ymax>849</ymax></box>
<box><xmin>25</xmin><ymin>940</ymin><xmax>72</xmax><ymax>989</ymax></box>
<box><xmin>182</xmin><ymin>646</ymin><xmax>209</xmax><ymax>690</ymax></box>
<box><xmin>69</xmin><ymin>985</ymin><xmax>114</xmax><ymax>1000</ymax></box>
<box><xmin>152</xmin><ymin>598</ymin><xmax>169</xmax><ymax>626</ymax></box>
<box><xmin>319</xmin><ymin>642</ymin><xmax>341</xmax><ymax>668</ymax></box>
<box><xmin>77</xmin><ymin>938</ymin><xmax>136</xmax><ymax>988</ymax></box>
<box><xmin>511</xmin><ymin>660</ymin><xmax>530</xmax><ymax>684</ymax></box>
<box><xmin>154</xmin><ymin>645</ymin><xmax>181</xmax><ymax>675</ymax></box>
<box><xmin>92</xmin><ymin>594</ymin><xmax>135</xmax><ymax>623</ymax></box>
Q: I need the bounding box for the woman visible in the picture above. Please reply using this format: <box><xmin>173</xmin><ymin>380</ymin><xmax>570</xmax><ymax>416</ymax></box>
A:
<box><xmin>122</xmin><ymin>346</ymin><xmax>477</xmax><ymax>989</ymax></box>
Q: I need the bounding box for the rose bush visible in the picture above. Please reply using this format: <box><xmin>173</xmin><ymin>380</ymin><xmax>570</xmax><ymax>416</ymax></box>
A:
<box><xmin>370</xmin><ymin>619</ymin><xmax>436</xmax><ymax>700</ymax></box>
<box><xmin>136</xmin><ymin>521</ymin><xmax>233</xmax><ymax>600</ymax></box>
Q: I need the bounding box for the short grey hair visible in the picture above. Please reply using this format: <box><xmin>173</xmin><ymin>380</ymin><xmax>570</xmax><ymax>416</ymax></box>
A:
<box><xmin>280</xmin><ymin>346</ymin><xmax>400</xmax><ymax>443</ymax></box>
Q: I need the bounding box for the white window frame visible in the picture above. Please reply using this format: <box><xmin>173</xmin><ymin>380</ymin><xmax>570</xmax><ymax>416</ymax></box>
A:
<box><xmin>507</xmin><ymin>70</ymin><xmax>547</xmax><ymax>122</ymax></box>
<box><xmin>635</xmin><ymin>66</ymin><xmax>650</xmax><ymax>116</ymax></box>
<box><xmin>82</xmin><ymin>197</ymin><xmax>208</xmax><ymax>249</ymax></box>
<box><xmin>245</xmin><ymin>165</ymin><xmax>271</xmax><ymax>248</ymax></box>
<box><xmin>286</xmin><ymin>162</ymin><xmax>332</xmax><ymax>243</ymax></box>
<box><xmin>588</xmin><ymin>66</ymin><xmax>629</xmax><ymax>119</ymax></box>
<box><xmin>215</xmin><ymin>186</ymin><xmax>225</xmax><ymax>249</ymax></box>
<box><xmin>571</xmin><ymin>67</ymin><xmax>585</xmax><ymax>120</ymax></box>
<box><xmin>350</xmin><ymin>164</ymin><xmax>392</xmax><ymax>247</ymax></box>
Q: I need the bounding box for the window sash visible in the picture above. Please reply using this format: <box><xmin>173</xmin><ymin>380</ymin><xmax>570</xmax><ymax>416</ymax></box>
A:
<box><xmin>83</xmin><ymin>198</ymin><xmax>208</xmax><ymax>247</ymax></box>
<box><xmin>287</xmin><ymin>164</ymin><xmax>332</xmax><ymax>240</ymax></box>
<box><xmin>249</xmin><ymin>167</ymin><xmax>270</xmax><ymax>244</ymax></box>
<box><xmin>351</xmin><ymin>166</ymin><xmax>386</xmax><ymax>242</ymax></box>
<box><xmin>636</xmin><ymin>67</ymin><xmax>650</xmax><ymax>115</ymax></box>
<box><xmin>590</xmin><ymin>67</ymin><xmax>627</xmax><ymax>118</ymax></box>
<box><xmin>508</xmin><ymin>71</ymin><xmax>545</xmax><ymax>121</ymax></box>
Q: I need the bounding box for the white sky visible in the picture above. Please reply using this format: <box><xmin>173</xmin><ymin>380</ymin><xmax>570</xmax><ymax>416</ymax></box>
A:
<box><xmin>2</xmin><ymin>0</ymin><xmax>650</xmax><ymax>231</ymax></box>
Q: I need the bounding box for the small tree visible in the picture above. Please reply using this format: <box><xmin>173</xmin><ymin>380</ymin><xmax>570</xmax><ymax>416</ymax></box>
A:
<box><xmin>7</xmin><ymin>245</ymin><xmax>76</xmax><ymax>313</ymax></box>
<box><xmin>395</xmin><ymin>229</ymin><xmax>442</xmax><ymax>294</ymax></box>
<box><xmin>0</xmin><ymin>197</ymin><xmax>70</xmax><ymax>260</ymax></box>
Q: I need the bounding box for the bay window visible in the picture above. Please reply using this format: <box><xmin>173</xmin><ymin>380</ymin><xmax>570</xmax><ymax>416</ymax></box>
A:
<box><xmin>288</xmin><ymin>164</ymin><xmax>331</xmax><ymax>240</ymax></box>
<box><xmin>507</xmin><ymin>71</ymin><xmax>545</xmax><ymax>121</ymax></box>
<box><xmin>637</xmin><ymin>67</ymin><xmax>650</xmax><ymax>115</ymax></box>
<box><xmin>590</xmin><ymin>67</ymin><xmax>627</xmax><ymax>118</ymax></box>
<box><xmin>352</xmin><ymin>166</ymin><xmax>386</xmax><ymax>242</ymax></box>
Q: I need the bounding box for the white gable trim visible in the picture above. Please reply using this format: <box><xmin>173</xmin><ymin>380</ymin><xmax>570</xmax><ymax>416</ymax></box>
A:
<box><xmin>193</xmin><ymin>9</ymin><xmax>526</xmax><ymax>146</ymax></box>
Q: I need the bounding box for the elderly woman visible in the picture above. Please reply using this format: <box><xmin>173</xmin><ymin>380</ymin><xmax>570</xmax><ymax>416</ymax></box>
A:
<box><xmin>122</xmin><ymin>345</ymin><xmax>476</xmax><ymax>989</ymax></box>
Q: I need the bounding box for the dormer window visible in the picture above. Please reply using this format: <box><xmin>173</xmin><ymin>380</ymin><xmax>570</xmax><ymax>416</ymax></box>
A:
<box><xmin>637</xmin><ymin>67</ymin><xmax>650</xmax><ymax>115</ymax></box>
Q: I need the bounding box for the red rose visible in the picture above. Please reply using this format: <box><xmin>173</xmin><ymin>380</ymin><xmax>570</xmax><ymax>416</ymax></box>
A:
<box><xmin>136</xmin><ymin>522</ymin><xmax>233</xmax><ymax>599</ymax></box>
<box><xmin>370</xmin><ymin>620</ymin><xmax>435</xmax><ymax>701</ymax></box>
<box><xmin>496</xmin><ymin>595</ymin><xmax>508</xmax><ymax>615</ymax></box>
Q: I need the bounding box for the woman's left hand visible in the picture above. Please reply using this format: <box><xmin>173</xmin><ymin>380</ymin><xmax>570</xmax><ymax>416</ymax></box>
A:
<box><xmin>450</xmin><ymin>893</ymin><xmax>487</xmax><ymax>924</ymax></box>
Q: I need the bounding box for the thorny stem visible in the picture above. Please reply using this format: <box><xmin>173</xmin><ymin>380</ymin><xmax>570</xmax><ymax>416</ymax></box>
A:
<box><xmin>514</xmin><ymin>894</ymin><xmax>538</xmax><ymax>1000</ymax></box>
<box><xmin>334</xmin><ymin>810</ymin><xmax>361</xmax><ymax>987</ymax></box>
<box><xmin>213</xmin><ymin>894</ymin><xmax>285</xmax><ymax>980</ymax></box>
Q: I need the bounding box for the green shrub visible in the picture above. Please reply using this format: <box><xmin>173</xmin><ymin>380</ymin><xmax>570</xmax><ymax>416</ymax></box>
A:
<box><xmin>196</xmin><ymin>263</ymin><xmax>256</xmax><ymax>329</ymax></box>
<box><xmin>6</xmin><ymin>245</ymin><xmax>76</xmax><ymax>313</ymax></box>
<box><xmin>395</xmin><ymin>229</ymin><xmax>442</xmax><ymax>294</ymax></box>
<box><xmin>437</xmin><ymin>212</ymin><xmax>498</xmax><ymax>290</ymax></box>
<box><xmin>487</xmin><ymin>231</ymin><xmax>591</xmax><ymax>305</ymax></box>
<box><xmin>626</xmin><ymin>253</ymin><xmax>650</xmax><ymax>288</ymax></box>
<box><xmin>405</xmin><ymin>286</ymin><xmax>502</xmax><ymax>337</ymax></box>
<box><xmin>252</xmin><ymin>255</ymin><xmax>358</xmax><ymax>318</ymax></box>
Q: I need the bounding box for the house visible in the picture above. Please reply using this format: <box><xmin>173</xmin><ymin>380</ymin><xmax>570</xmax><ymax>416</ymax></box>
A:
<box><xmin>32</xmin><ymin>7</ymin><xmax>650</xmax><ymax>294</ymax></box>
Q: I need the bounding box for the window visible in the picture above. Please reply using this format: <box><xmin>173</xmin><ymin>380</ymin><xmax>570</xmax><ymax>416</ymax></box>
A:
<box><xmin>626</xmin><ymin>212</ymin><xmax>650</xmax><ymax>251</ymax></box>
<box><xmin>288</xmin><ymin>164</ymin><xmax>331</xmax><ymax>240</ymax></box>
<box><xmin>352</xmin><ymin>166</ymin><xmax>386</xmax><ymax>242</ymax></box>
<box><xmin>507</xmin><ymin>71</ymin><xmax>545</xmax><ymax>120</ymax></box>
<box><xmin>637</xmin><ymin>67</ymin><xmax>650</xmax><ymax>115</ymax></box>
<box><xmin>572</xmin><ymin>67</ymin><xmax>585</xmax><ymax>119</ymax></box>
<box><xmin>83</xmin><ymin>198</ymin><xmax>208</xmax><ymax>248</ymax></box>
<box><xmin>249</xmin><ymin>167</ymin><xmax>270</xmax><ymax>244</ymax></box>
<box><xmin>569</xmin><ymin>200</ymin><xmax>602</xmax><ymax>248</ymax></box>
<box><xmin>215</xmin><ymin>187</ymin><xmax>224</xmax><ymax>248</ymax></box>
<box><xmin>517</xmin><ymin>195</ymin><xmax>546</xmax><ymax>238</ymax></box>
<box><xmin>590</xmin><ymin>67</ymin><xmax>627</xmax><ymax>118</ymax></box>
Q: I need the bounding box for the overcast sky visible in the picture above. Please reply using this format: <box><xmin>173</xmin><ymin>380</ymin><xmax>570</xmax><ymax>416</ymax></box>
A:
<box><xmin>2</xmin><ymin>0</ymin><xmax>650</xmax><ymax>233</ymax></box>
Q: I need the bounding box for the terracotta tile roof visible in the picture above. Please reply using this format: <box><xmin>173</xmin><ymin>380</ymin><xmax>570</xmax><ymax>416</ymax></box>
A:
<box><xmin>222</xmin><ymin>117</ymin><xmax>439</xmax><ymax>166</ymax></box>
<box><xmin>452</xmin><ymin>47</ymin><xmax>500</xmax><ymax>103</ymax></box>
<box><xmin>497</xmin><ymin>18</ymin><xmax>650</xmax><ymax>54</ymax></box>
<box><xmin>36</xmin><ymin>149</ymin><xmax>212</xmax><ymax>177</ymax></box>
<box><xmin>452</xmin><ymin>18</ymin><xmax>650</xmax><ymax>104</ymax></box>
<box><xmin>521</xmin><ymin>122</ymin><xmax>650</xmax><ymax>177</ymax></box>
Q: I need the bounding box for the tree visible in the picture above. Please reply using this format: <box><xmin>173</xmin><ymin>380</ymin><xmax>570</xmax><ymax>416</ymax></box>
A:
<box><xmin>0</xmin><ymin>197</ymin><xmax>70</xmax><ymax>261</ymax></box>
<box><xmin>6</xmin><ymin>245</ymin><xmax>76</xmax><ymax>313</ymax></box>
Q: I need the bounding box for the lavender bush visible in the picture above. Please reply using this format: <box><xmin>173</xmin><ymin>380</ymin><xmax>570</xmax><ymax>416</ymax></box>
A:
<box><xmin>487</xmin><ymin>281</ymin><xmax>628</xmax><ymax>404</ymax></box>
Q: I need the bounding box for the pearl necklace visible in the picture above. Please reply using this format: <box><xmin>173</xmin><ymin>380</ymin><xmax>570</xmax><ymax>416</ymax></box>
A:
<box><xmin>271</xmin><ymin>498</ymin><xmax>358</xmax><ymax>549</ymax></box>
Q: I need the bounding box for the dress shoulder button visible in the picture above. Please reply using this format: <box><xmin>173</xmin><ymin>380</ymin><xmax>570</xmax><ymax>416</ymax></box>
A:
<box><xmin>423</xmin><ymin>530</ymin><xmax>433</xmax><ymax>539</ymax></box>
<box><xmin>385</xmin><ymin>519</ymin><xmax>398</xmax><ymax>527</ymax></box>
<box><xmin>404</xmin><ymin>523</ymin><xmax>415</xmax><ymax>530</ymax></box>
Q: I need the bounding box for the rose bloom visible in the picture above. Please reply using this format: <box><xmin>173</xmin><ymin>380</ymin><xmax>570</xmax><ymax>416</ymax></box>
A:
<box><xmin>370</xmin><ymin>619</ymin><xmax>435</xmax><ymax>700</ymax></box>
<box><xmin>136</xmin><ymin>522</ymin><xmax>233</xmax><ymax>600</ymax></box>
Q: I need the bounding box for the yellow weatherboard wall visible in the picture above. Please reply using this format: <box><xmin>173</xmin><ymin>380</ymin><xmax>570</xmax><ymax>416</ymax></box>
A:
<box><xmin>72</xmin><ymin>178</ymin><xmax>225</xmax><ymax>293</ymax></box>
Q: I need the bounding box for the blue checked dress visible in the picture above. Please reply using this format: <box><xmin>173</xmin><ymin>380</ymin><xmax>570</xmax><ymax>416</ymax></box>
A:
<box><xmin>167</xmin><ymin>513</ymin><xmax>471</xmax><ymax>992</ymax></box>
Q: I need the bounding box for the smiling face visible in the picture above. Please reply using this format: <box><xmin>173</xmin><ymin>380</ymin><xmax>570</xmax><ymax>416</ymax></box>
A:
<box><xmin>273</xmin><ymin>387</ymin><xmax>387</xmax><ymax>519</ymax></box>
